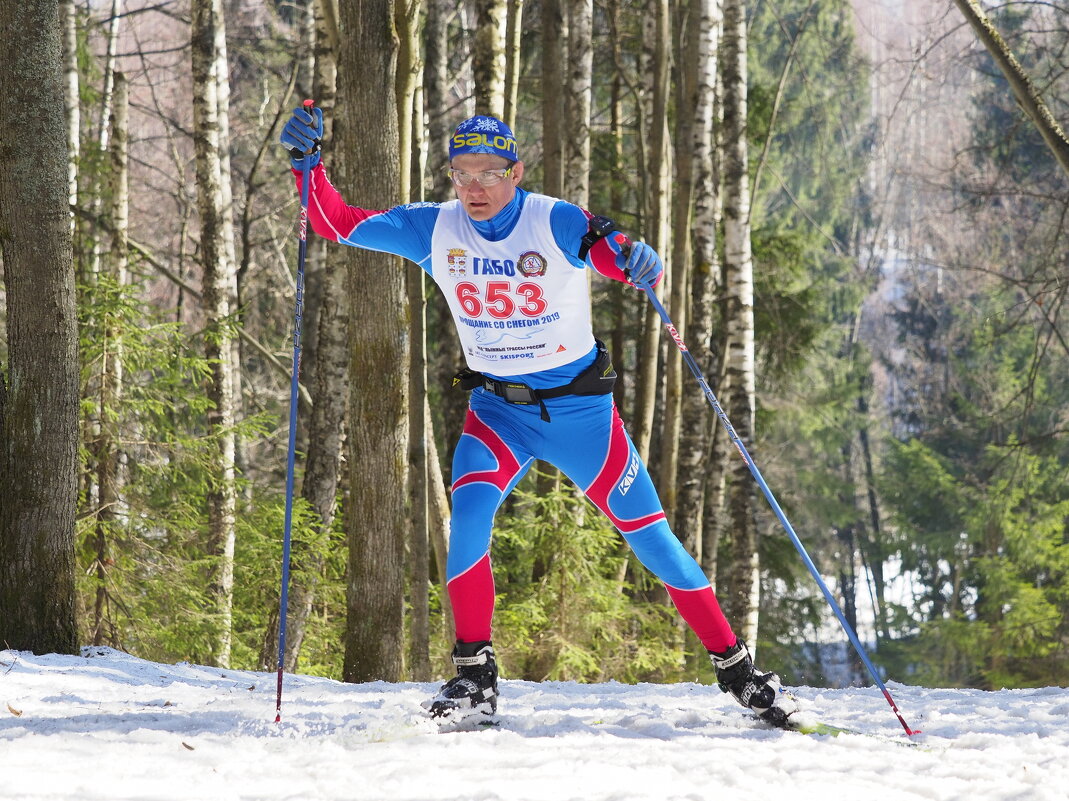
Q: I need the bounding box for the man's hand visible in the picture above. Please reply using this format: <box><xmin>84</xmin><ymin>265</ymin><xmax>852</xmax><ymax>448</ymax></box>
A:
<box><xmin>618</xmin><ymin>241</ymin><xmax>664</xmax><ymax>289</ymax></box>
<box><xmin>280</xmin><ymin>106</ymin><xmax>324</xmax><ymax>169</ymax></box>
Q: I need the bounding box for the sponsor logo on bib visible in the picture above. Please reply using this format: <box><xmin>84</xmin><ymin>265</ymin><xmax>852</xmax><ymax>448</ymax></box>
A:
<box><xmin>517</xmin><ymin>250</ymin><xmax>547</xmax><ymax>278</ymax></box>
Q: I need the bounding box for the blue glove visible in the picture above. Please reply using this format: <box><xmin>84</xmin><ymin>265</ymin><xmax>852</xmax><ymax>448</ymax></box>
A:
<box><xmin>280</xmin><ymin>106</ymin><xmax>323</xmax><ymax>169</ymax></box>
<box><xmin>618</xmin><ymin>241</ymin><xmax>664</xmax><ymax>289</ymax></box>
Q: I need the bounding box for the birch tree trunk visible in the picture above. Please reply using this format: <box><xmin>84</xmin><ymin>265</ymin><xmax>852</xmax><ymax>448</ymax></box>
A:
<box><xmin>88</xmin><ymin>0</ymin><xmax>123</xmax><ymax>281</ymax></box>
<box><xmin>0</xmin><ymin>0</ymin><xmax>80</xmax><ymax>655</ymax></box>
<box><xmin>60</xmin><ymin>0</ymin><xmax>79</xmax><ymax>228</ymax></box>
<box><xmin>563</xmin><ymin>0</ymin><xmax>592</xmax><ymax>206</ymax></box>
<box><xmin>80</xmin><ymin>0</ymin><xmax>124</xmax><ymax>527</ymax></box>
<box><xmin>631</xmin><ymin>0</ymin><xmax>670</xmax><ymax>463</ymax></box>
<box><xmin>720</xmin><ymin>0</ymin><xmax>759</xmax><ymax>646</ymax></box>
<box><xmin>473</xmin><ymin>0</ymin><xmax>506</xmax><ymax>118</ymax></box>
<box><xmin>92</xmin><ymin>73</ymin><xmax>130</xmax><ymax>646</ymax></box>
<box><xmin>191</xmin><ymin>0</ymin><xmax>238</xmax><ymax>668</ymax></box>
<box><xmin>660</xmin><ymin>0</ymin><xmax>702</xmax><ymax>524</ymax></box>
<box><xmin>674</xmin><ymin>0</ymin><xmax>719</xmax><ymax>556</ymax></box>
<box><xmin>396</xmin><ymin>0</ymin><xmax>423</xmax><ymax>202</ymax></box>
<box><xmin>214</xmin><ymin>0</ymin><xmax>245</xmax><ymax>513</ymax></box>
<box><xmin>339</xmin><ymin>0</ymin><xmax>409</xmax><ymax>683</ymax></box>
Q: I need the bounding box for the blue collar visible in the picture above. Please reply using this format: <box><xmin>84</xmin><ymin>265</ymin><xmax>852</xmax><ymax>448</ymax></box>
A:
<box><xmin>469</xmin><ymin>188</ymin><xmax>527</xmax><ymax>240</ymax></box>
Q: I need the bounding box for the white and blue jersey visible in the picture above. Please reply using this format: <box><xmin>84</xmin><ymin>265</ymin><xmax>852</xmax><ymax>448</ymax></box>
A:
<box><xmin>431</xmin><ymin>193</ymin><xmax>595</xmax><ymax>375</ymax></box>
<box><xmin>299</xmin><ymin>163</ymin><xmax>737</xmax><ymax>652</ymax></box>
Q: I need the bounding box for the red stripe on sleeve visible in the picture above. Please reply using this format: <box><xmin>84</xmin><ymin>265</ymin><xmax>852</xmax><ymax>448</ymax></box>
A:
<box><xmin>295</xmin><ymin>163</ymin><xmax>386</xmax><ymax>243</ymax></box>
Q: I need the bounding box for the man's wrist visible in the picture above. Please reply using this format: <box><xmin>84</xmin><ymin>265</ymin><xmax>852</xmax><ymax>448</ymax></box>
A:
<box><xmin>290</xmin><ymin>152</ymin><xmax>322</xmax><ymax>170</ymax></box>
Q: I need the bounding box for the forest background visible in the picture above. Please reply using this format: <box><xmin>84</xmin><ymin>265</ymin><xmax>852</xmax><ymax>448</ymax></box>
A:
<box><xmin>1</xmin><ymin>0</ymin><xmax>1067</xmax><ymax>693</ymax></box>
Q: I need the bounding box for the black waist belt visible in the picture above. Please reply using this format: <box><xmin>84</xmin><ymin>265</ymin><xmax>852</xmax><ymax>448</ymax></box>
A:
<box><xmin>453</xmin><ymin>339</ymin><xmax>617</xmax><ymax>422</ymax></box>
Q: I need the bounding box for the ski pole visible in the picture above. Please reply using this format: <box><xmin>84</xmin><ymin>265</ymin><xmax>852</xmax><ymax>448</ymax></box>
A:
<box><xmin>276</xmin><ymin>99</ymin><xmax>316</xmax><ymax>724</ymax></box>
<box><xmin>643</xmin><ymin>286</ymin><xmax>920</xmax><ymax>737</ymax></box>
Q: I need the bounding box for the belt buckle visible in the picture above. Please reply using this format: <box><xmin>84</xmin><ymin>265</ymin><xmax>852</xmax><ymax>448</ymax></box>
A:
<box><xmin>500</xmin><ymin>382</ymin><xmax>537</xmax><ymax>405</ymax></box>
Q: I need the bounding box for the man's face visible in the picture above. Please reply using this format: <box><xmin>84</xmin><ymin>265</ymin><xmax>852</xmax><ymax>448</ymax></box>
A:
<box><xmin>450</xmin><ymin>153</ymin><xmax>524</xmax><ymax>221</ymax></box>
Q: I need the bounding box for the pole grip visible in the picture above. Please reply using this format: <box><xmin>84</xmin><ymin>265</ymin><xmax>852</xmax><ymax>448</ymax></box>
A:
<box><xmin>302</xmin><ymin>99</ymin><xmax>318</xmax><ymax>157</ymax></box>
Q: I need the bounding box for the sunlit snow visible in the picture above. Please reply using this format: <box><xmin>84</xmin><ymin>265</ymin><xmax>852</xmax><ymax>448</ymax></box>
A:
<box><xmin>3</xmin><ymin>647</ymin><xmax>1067</xmax><ymax>800</ymax></box>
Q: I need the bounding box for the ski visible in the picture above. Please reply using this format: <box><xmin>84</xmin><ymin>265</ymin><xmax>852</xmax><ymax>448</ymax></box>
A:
<box><xmin>787</xmin><ymin>717</ymin><xmax>861</xmax><ymax>737</ymax></box>
<box><xmin>785</xmin><ymin>715</ymin><xmax>929</xmax><ymax>748</ymax></box>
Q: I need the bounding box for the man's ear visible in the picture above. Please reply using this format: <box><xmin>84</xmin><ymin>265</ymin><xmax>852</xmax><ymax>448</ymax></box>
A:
<box><xmin>512</xmin><ymin>160</ymin><xmax>525</xmax><ymax>184</ymax></box>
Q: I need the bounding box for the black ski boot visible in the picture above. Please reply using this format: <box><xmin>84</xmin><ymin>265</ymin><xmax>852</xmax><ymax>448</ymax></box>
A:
<box><xmin>425</xmin><ymin>640</ymin><xmax>499</xmax><ymax>721</ymax></box>
<box><xmin>710</xmin><ymin>640</ymin><xmax>797</xmax><ymax>727</ymax></box>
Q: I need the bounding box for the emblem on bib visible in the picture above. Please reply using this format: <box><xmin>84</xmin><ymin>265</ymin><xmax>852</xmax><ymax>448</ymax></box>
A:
<box><xmin>517</xmin><ymin>250</ymin><xmax>548</xmax><ymax>278</ymax></box>
<box><xmin>447</xmin><ymin>248</ymin><xmax>468</xmax><ymax>277</ymax></box>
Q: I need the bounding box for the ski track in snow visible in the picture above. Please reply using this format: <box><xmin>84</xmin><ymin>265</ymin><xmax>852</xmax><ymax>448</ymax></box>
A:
<box><xmin>2</xmin><ymin>647</ymin><xmax>1067</xmax><ymax>801</ymax></box>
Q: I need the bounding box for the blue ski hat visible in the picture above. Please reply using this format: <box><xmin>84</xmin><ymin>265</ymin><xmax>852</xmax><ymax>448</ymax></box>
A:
<box><xmin>449</xmin><ymin>115</ymin><xmax>519</xmax><ymax>162</ymax></box>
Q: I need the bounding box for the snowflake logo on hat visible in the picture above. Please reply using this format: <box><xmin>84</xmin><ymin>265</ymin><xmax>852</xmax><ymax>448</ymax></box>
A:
<box><xmin>450</xmin><ymin>115</ymin><xmax>519</xmax><ymax>160</ymax></box>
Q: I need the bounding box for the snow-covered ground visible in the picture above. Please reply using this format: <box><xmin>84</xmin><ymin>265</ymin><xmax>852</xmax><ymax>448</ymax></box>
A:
<box><xmin>2</xmin><ymin>647</ymin><xmax>1067</xmax><ymax>801</ymax></box>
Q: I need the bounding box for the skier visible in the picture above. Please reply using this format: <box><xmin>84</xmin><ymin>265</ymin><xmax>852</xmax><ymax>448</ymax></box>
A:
<box><xmin>280</xmin><ymin>107</ymin><xmax>798</xmax><ymax>727</ymax></box>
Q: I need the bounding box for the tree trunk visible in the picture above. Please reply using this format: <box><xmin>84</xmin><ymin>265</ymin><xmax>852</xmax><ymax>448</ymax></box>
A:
<box><xmin>92</xmin><ymin>72</ymin><xmax>130</xmax><ymax>647</ymax></box>
<box><xmin>88</xmin><ymin>0</ymin><xmax>123</xmax><ymax>282</ymax></box>
<box><xmin>473</xmin><ymin>0</ymin><xmax>506</xmax><ymax>118</ymax></box>
<box><xmin>675</xmin><ymin>0</ymin><xmax>720</xmax><ymax>557</ymax></box>
<box><xmin>339</xmin><ymin>0</ymin><xmax>409</xmax><ymax>683</ymax></box>
<box><xmin>541</xmin><ymin>0</ymin><xmax>566</xmax><ymax>197</ymax></box>
<box><xmin>631</xmin><ymin>0</ymin><xmax>670</xmax><ymax>463</ymax></box>
<box><xmin>426</xmin><ymin>420</ymin><xmax>454</xmax><ymax>643</ymax></box>
<box><xmin>720</xmin><ymin>0</ymin><xmax>759</xmax><ymax>645</ymax></box>
<box><xmin>60</xmin><ymin>0</ymin><xmax>79</xmax><ymax>228</ymax></box>
<box><xmin>857</xmin><ymin>397</ymin><xmax>889</xmax><ymax>641</ymax></box>
<box><xmin>661</xmin><ymin>0</ymin><xmax>704</xmax><ymax>525</ymax></box>
<box><xmin>191</xmin><ymin>0</ymin><xmax>238</xmax><ymax>668</ymax></box>
<box><xmin>502</xmin><ymin>0</ymin><xmax>524</xmax><ymax>129</ymax></box>
<box><xmin>398</xmin><ymin>0</ymin><xmax>432</xmax><ymax>682</ymax></box>
<box><xmin>953</xmin><ymin>0</ymin><xmax>1069</xmax><ymax>179</ymax></box>
<box><xmin>702</xmin><ymin>423</ymin><xmax>727</xmax><ymax>583</ymax></box>
<box><xmin>563</xmin><ymin>0</ymin><xmax>592</xmax><ymax>207</ymax></box>
<box><xmin>408</xmin><ymin>268</ymin><xmax>432</xmax><ymax>681</ymax></box>
<box><xmin>0</xmin><ymin>0</ymin><xmax>80</xmax><ymax>655</ymax></box>
<box><xmin>423</xmin><ymin>0</ymin><xmax>454</xmax><ymax>201</ymax></box>
<box><xmin>79</xmin><ymin>0</ymin><xmax>124</xmax><ymax>530</ymax></box>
